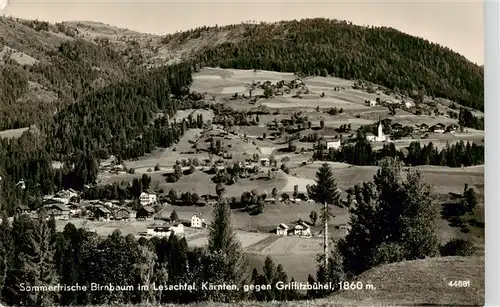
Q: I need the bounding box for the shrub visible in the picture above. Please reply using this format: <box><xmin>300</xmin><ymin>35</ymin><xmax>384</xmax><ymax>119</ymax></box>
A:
<box><xmin>440</xmin><ymin>238</ymin><xmax>475</xmax><ymax>256</ymax></box>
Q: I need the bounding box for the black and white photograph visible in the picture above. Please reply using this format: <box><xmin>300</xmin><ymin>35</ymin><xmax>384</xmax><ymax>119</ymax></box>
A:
<box><xmin>0</xmin><ymin>1</ymin><xmax>489</xmax><ymax>306</ymax></box>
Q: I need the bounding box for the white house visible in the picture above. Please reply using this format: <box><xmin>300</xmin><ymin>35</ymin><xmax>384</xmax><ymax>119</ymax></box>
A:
<box><xmin>146</xmin><ymin>223</ymin><xmax>184</xmax><ymax>237</ymax></box>
<box><xmin>430</xmin><ymin>123</ymin><xmax>446</xmax><ymax>133</ymax></box>
<box><xmin>294</xmin><ymin>222</ymin><xmax>311</xmax><ymax>237</ymax></box>
<box><xmin>191</xmin><ymin>214</ymin><xmax>205</xmax><ymax>228</ymax></box>
<box><xmin>369</xmin><ymin>100</ymin><xmax>377</xmax><ymax>107</ymax></box>
<box><xmin>55</xmin><ymin>189</ymin><xmax>78</xmax><ymax>201</ymax></box>
<box><xmin>404</xmin><ymin>101</ymin><xmax>414</xmax><ymax>108</ymax></box>
<box><xmin>259</xmin><ymin>158</ymin><xmax>270</xmax><ymax>166</ymax></box>
<box><xmin>140</xmin><ymin>192</ymin><xmax>157</xmax><ymax>206</ymax></box>
<box><xmin>326</xmin><ymin>140</ymin><xmax>341</xmax><ymax>150</ymax></box>
<box><xmin>365</xmin><ymin>132</ymin><xmax>376</xmax><ymax>142</ymax></box>
<box><xmin>169</xmin><ymin>223</ymin><xmax>184</xmax><ymax>236</ymax></box>
<box><xmin>276</xmin><ymin>223</ymin><xmax>289</xmax><ymax>236</ymax></box>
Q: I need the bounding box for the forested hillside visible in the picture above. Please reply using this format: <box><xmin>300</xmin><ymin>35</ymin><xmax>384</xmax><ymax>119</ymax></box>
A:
<box><xmin>0</xmin><ymin>63</ymin><xmax>194</xmax><ymax>214</ymax></box>
<box><xmin>0</xmin><ymin>17</ymin><xmax>141</xmax><ymax>130</ymax></box>
<box><xmin>180</xmin><ymin>19</ymin><xmax>484</xmax><ymax>110</ymax></box>
<box><xmin>0</xmin><ymin>17</ymin><xmax>485</xmax><ymax>132</ymax></box>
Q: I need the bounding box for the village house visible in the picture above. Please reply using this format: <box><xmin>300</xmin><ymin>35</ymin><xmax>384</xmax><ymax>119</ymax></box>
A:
<box><xmin>15</xmin><ymin>204</ymin><xmax>31</xmax><ymax>215</ymax></box>
<box><xmin>276</xmin><ymin>223</ymin><xmax>289</xmax><ymax>236</ymax></box>
<box><xmin>325</xmin><ymin>139</ymin><xmax>341</xmax><ymax>150</ymax></box>
<box><xmin>391</xmin><ymin>123</ymin><xmax>404</xmax><ymax>133</ymax></box>
<box><xmin>67</xmin><ymin>203</ymin><xmax>83</xmax><ymax>217</ymax></box>
<box><xmin>136</xmin><ymin>206</ymin><xmax>156</xmax><ymax>220</ymax></box>
<box><xmin>55</xmin><ymin>189</ymin><xmax>78</xmax><ymax>201</ymax></box>
<box><xmin>109</xmin><ymin>165</ymin><xmax>124</xmax><ymax>174</ymax></box>
<box><xmin>113</xmin><ymin>207</ymin><xmax>135</xmax><ymax>221</ymax></box>
<box><xmin>42</xmin><ymin>204</ymin><xmax>70</xmax><ymax>220</ymax></box>
<box><xmin>368</xmin><ymin>100</ymin><xmax>377</xmax><ymax>107</ymax></box>
<box><xmin>365</xmin><ymin>132</ymin><xmax>376</xmax><ymax>142</ymax></box>
<box><xmin>259</xmin><ymin>158</ymin><xmax>270</xmax><ymax>166</ymax></box>
<box><xmin>337</xmin><ymin>224</ymin><xmax>352</xmax><ymax>234</ymax></box>
<box><xmin>430</xmin><ymin>123</ymin><xmax>446</xmax><ymax>133</ymax></box>
<box><xmin>140</xmin><ymin>192</ymin><xmax>157</xmax><ymax>206</ymax></box>
<box><xmin>446</xmin><ymin>124</ymin><xmax>459</xmax><ymax>133</ymax></box>
<box><xmin>264</xmin><ymin>197</ymin><xmax>276</xmax><ymax>203</ymax></box>
<box><xmin>293</xmin><ymin>222</ymin><xmax>312</xmax><ymax>237</ymax></box>
<box><xmin>93</xmin><ymin>206</ymin><xmax>112</xmax><ymax>221</ymax></box>
<box><xmin>146</xmin><ymin>223</ymin><xmax>184</xmax><ymax>238</ymax></box>
<box><xmin>404</xmin><ymin>101</ymin><xmax>415</xmax><ymax>108</ymax></box>
<box><xmin>416</xmin><ymin>123</ymin><xmax>429</xmax><ymax>133</ymax></box>
<box><xmin>190</xmin><ymin>213</ymin><xmax>205</xmax><ymax>228</ymax></box>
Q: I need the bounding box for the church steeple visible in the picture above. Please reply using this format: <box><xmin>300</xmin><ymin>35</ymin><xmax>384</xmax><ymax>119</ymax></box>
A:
<box><xmin>377</xmin><ymin>115</ymin><xmax>383</xmax><ymax>139</ymax></box>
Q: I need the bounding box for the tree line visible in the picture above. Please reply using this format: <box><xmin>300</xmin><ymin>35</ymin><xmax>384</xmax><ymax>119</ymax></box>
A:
<box><xmin>0</xmin><ymin>196</ymin><xmax>302</xmax><ymax>305</ymax></box>
<box><xmin>315</xmin><ymin>140</ymin><xmax>484</xmax><ymax>167</ymax></box>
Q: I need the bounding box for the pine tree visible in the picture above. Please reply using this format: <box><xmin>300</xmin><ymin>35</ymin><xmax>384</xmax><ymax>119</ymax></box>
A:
<box><xmin>262</xmin><ymin>256</ymin><xmax>276</xmax><ymax>301</ymax></box>
<box><xmin>0</xmin><ymin>213</ymin><xmax>12</xmax><ymax>295</ymax></box>
<box><xmin>204</xmin><ymin>198</ymin><xmax>249</xmax><ymax>302</ymax></box>
<box><xmin>337</xmin><ymin>157</ymin><xmax>440</xmax><ymax>276</ymax></box>
<box><xmin>133</xmin><ymin>243</ymin><xmax>157</xmax><ymax>304</ymax></box>
<box><xmin>309</xmin><ymin>163</ymin><xmax>340</xmax><ymax>275</ymax></box>
<box><xmin>170</xmin><ymin>210</ymin><xmax>178</xmax><ymax>222</ymax></box>
<box><xmin>3</xmin><ymin>214</ymin><xmax>59</xmax><ymax>306</ymax></box>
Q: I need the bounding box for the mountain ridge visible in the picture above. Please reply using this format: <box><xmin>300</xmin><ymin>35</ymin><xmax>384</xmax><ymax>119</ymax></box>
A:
<box><xmin>0</xmin><ymin>16</ymin><xmax>484</xmax><ymax>131</ymax></box>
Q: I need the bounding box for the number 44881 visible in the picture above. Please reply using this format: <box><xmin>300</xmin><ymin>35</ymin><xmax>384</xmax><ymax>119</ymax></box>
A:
<box><xmin>448</xmin><ymin>280</ymin><xmax>471</xmax><ymax>287</ymax></box>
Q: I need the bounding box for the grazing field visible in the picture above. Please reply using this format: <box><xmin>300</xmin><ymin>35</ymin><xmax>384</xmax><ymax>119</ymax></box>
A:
<box><xmin>100</xmin><ymin>256</ymin><xmax>482</xmax><ymax>307</ymax></box>
<box><xmin>169</xmin><ymin>108</ymin><xmax>214</xmax><ymax>122</ymax></box>
<box><xmin>258</xmin><ymin>236</ymin><xmax>323</xmax><ymax>255</ymax></box>
<box><xmin>291</xmin><ymin>163</ymin><xmax>484</xmax><ymax>196</ymax></box>
<box><xmin>330</xmin><ymin>256</ymin><xmax>484</xmax><ymax>306</ymax></box>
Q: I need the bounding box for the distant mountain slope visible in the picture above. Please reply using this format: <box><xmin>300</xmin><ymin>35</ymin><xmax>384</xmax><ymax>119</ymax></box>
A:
<box><xmin>179</xmin><ymin>19</ymin><xmax>483</xmax><ymax>110</ymax></box>
<box><xmin>0</xmin><ymin>17</ymin><xmax>484</xmax><ymax>131</ymax></box>
<box><xmin>0</xmin><ymin>17</ymin><xmax>142</xmax><ymax>130</ymax></box>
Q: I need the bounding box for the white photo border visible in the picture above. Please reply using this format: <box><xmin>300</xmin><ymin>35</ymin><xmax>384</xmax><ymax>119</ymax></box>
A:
<box><xmin>485</xmin><ymin>1</ymin><xmax>499</xmax><ymax>306</ymax></box>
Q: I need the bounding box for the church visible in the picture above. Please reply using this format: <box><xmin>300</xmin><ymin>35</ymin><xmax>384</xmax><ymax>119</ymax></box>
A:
<box><xmin>365</xmin><ymin>119</ymin><xmax>388</xmax><ymax>142</ymax></box>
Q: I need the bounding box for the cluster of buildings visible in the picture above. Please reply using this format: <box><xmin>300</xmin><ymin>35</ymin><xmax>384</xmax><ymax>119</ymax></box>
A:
<box><xmin>321</xmin><ymin>120</ymin><xmax>461</xmax><ymax>150</ymax></box>
<box><xmin>13</xmin><ymin>189</ymin><xmax>161</xmax><ymax>222</ymax></box>
<box><xmin>275</xmin><ymin>222</ymin><xmax>312</xmax><ymax>237</ymax></box>
<box><xmin>144</xmin><ymin>213</ymin><xmax>206</xmax><ymax>238</ymax></box>
<box><xmin>275</xmin><ymin>222</ymin><xmax>352</xmax><ymax>238</ymax></box>
<box><xmin>367</xmin><ymin>99</ymin><xmax>415</xmax><ymax>109</ymax></box>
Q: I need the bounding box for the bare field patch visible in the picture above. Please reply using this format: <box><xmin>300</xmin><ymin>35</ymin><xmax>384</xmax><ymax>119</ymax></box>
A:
<box><xmin>263</xmin><ymin>96</ymin><xmax>365</xmax><ymax>110</ymax></box>
<box><xmin>189</xmin><ymin>231</ymin><xmax>270</xmax><ymax>249</ymax></box>
<box><xmin>282</xmin><ymin>174</ymin><xmax>316</xmax><ymax>193</ymax></box>
<box><xmin>291</xmin><ymin>163</ymin><xmax>484</xmax><ymax>196</ymax></box>
<box><xmin>246</xmin><ymin>253</ymin><xmax>318</xmax><ymax>282</ymax></box>
<box><xmin>258</xmin><ymin>236</ymin><xmax>323</xmax><ymax>255</ymax></box>
<box><xmin>170</xmin><ymin>109</ymin><xmax>214</xmax><ymax>122</ymax></box>
<box><xmin>0</xmin><ymin>127</ymin><xmax>29</xmax><ymax>139</ymax></box>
